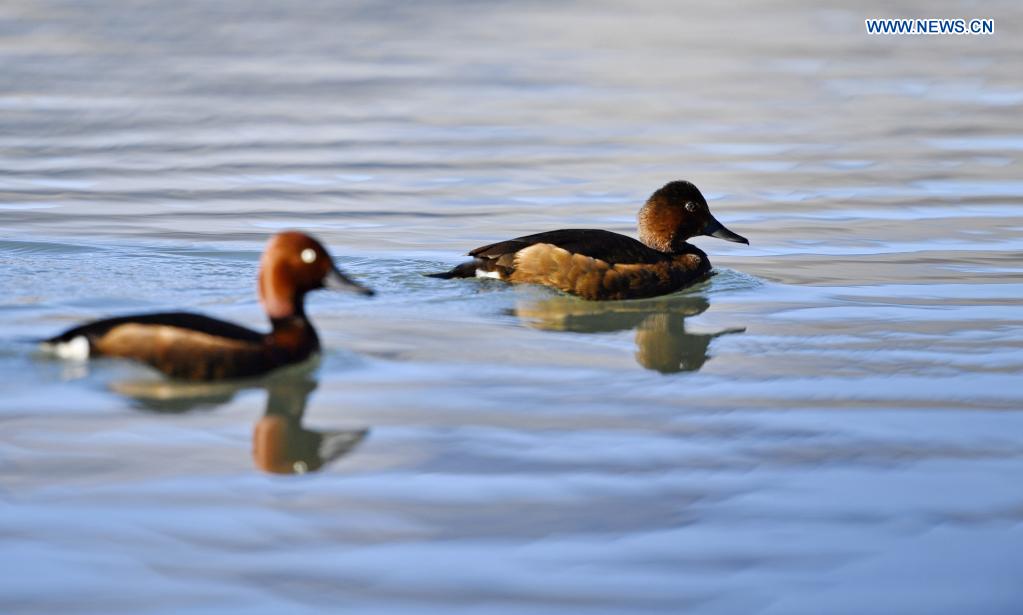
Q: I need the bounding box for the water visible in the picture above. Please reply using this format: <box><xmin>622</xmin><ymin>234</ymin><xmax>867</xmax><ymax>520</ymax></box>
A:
<box><xmin>2</xmin><ymin>1</ymin><xmax>1022</xmax><ymax>613</ymax></box>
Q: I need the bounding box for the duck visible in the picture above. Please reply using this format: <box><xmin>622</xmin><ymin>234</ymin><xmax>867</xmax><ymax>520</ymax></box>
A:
<box><xmin>42</xmin><ymin>231</ymin><xmax>373</xmax><ymax>381</ymax></box>
<box><xmin>427</xmin><ymin>180</ymin><xmax>748</xmax><ymax>300</ymax></box>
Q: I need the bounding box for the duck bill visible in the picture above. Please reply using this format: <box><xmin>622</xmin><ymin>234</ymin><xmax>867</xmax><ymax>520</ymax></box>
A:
<box><xmin>703</xmin><ymin>216</ymin><xmax>749</xmax><ymax>245</ymax></box>
<box><xmin>323</xmin><ymin>266</ymin><xmax>375</xmax><ymax>296</ymax></box>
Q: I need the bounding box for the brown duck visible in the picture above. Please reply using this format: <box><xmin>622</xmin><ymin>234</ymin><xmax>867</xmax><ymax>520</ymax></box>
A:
<box><xmin>428</xmin><ymin>181</ymin><xmax>748</xmax><ymax>300</ymax></box>
<box><xmin>42</xmin><ymin>232</ymin><xmax>373</xmax><ymax>381</ymax></box>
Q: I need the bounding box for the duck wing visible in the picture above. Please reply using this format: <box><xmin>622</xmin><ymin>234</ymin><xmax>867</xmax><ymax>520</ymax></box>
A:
<box><xmin>44</xmin><ymin>312</ymin><xmax>277</xmax><ymax>380</ymax></box>
<box><xmin>47</xmin><ymin>312</ymin><xmax>266</xmax><ymax>344</ymax></box>
<box><xmin>469</xmin><ymin>229</ymin><xmax>666</xmax><ymax>265</ymax></box>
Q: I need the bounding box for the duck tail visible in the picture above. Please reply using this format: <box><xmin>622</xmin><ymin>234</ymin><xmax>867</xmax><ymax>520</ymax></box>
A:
<box><xmin>424</xmin><ymin>261</ymin><xmax>478</xmax><ymax>279</ymax></box>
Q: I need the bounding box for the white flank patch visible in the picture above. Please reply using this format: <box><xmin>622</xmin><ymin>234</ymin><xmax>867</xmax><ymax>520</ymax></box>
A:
<box><xmin>49</xmin><ymin>336</ymin><xmax>90</xmax><ymax>360</ymax></box>
<box><xmin>475</xmin><ymin>269</ymin><xmax>502</xmax><ymax>279</ymax></box>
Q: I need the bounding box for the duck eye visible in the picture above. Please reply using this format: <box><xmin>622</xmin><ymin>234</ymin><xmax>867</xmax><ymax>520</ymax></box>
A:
<box><xmin>300</xmin><ymin>248</ymin><xmax>317</xmax><ymax>264</ymax></box>
<box><xmin>685</xmin><ymin>202</ymin><xmax>698</xmax><ymax>213</ymax></box>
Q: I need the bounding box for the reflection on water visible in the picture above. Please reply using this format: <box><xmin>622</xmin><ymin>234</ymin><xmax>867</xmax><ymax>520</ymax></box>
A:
<box><xmin>515</xmin><ymin>294</ymin><xmax>745</xmax><ymax>373</ymax></box>
<box><xmin>254</xmin><ymin>379</ymin><xmax>367</xmax><ymax>475</ymax></box>
<box><xmin>113</xmin><ymin>373</ymin><xmax>367</xmax><ymax>475</ymax></box>
<box><xmin>112</xmin><ymin>378</ymin><xmax>247</xmax><ymax>414</ymax></box>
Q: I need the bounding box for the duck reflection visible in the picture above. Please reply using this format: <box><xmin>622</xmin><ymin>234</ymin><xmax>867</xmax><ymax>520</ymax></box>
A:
<box><xmin>110</xmin><ymin>371</ymin><xmax>367</xmax><ymax>474</ymax></box>
<box><xmin>252</xmin><ymin>379</ymin><xmax>367</xmax><ymax>475</ymax></box>
<box><xmin>514</xmin><ymin>295</ymin><xmax>745</xmax><ymax>373</ymax></box>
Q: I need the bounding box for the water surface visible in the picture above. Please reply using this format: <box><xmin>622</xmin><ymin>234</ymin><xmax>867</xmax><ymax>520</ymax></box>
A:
<box><xmin>2</xmin><ymin>1</ymin><xmax>1022</xmax><ymax>613</ymax></box>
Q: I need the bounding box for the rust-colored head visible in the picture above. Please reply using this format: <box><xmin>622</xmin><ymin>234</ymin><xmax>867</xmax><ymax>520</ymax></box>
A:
<box><xmin>637</xmin><ymin>181</ymin><xmax>748</xmax><ymax>253</ymax></box>
<box><xmin>258</xmin><ymin>231</ymin><xmax>373</xmax><ymax>321</ymax></box>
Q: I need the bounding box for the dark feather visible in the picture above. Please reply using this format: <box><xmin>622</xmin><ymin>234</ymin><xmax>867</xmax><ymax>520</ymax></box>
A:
<box><xmin>424</xmin><ymin>262</ymin><xmax>478</xmax><ymax>279</ymax></box>
<box><xmin>469</xmin><ymin>229</ymin><xmax>668</xmax><ymax>265</ymax></box>
<box><xmin>47</xmin><ymin>312</ymin><xmax>266</xmax><ymax>344</ymax></box>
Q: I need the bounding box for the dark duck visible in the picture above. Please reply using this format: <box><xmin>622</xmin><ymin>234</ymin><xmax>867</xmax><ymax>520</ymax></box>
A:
<box><xmin>429</xmin><ymin>180</ymin><xmax>748</xmax><ymax>300</ymax></box>
<box><xmin>42</xmin><ymin>232</ymin><xmax>373</xmax><ymax>381</ymax></box>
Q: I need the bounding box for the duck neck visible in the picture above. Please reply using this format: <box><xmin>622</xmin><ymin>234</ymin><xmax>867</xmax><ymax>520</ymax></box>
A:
<box><xmin>638</xmin><ymin>232</ymin><xmax>671</xmax><ymax>253</ymax></box>
<box><xmin>639</xmin><ymin>230</ymin><xmax>692</xmax><ymax>254</ymax></box>
<box><xmin>638</xmin><ymin>202</ymin><xmax>684</xmax><ymax>254</ymax></box>
<box><xmin>269</xmin><ymin>309</ymin><xmax>320</xmax><ymax>356</ymax></box>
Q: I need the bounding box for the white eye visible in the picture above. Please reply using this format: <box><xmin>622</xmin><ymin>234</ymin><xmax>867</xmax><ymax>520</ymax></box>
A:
<box><xmin>300</xmin><ymin>248</ymin><xmax>317</xmax><ymax>264</ymax></box>
<box><xmin>685</xmin><ymin>202</ymin><xmax>698</xmax><ymax>213</ymax></box>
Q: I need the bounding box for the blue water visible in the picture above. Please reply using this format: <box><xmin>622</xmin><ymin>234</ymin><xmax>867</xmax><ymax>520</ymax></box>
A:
<box><xmin>1</xmin><ymin>1</ymin><xmax>1022</xmax><ymax>613</ymax></box>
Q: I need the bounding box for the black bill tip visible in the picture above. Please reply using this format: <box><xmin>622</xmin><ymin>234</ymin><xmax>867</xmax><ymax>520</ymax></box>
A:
<box><xmin>703</xmin><ymin>217</ymin><xmax>749</xmax><ymax>245</ymax></box>
<box><xmin>324</xmin><ymin>267</ymin><xmax>375</xmax><ymax>296</ymax></box>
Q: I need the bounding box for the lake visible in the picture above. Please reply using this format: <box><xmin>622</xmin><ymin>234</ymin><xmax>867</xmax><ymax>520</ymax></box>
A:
<box><xmin>1</xmin><ymin>1</ymin><xmax>1021</xmax><ymax>613</ymax></box>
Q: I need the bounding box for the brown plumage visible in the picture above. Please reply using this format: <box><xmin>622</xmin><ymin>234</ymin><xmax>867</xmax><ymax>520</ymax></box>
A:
<box><xmin>43</xmin><ymin>232</ymin><xmax>373</xmax><ymax>381</ymax></box>
<box><xmin>427</xmin><ymin>180</ymin><xmax>748</xmax><ymax>300</ymax></box>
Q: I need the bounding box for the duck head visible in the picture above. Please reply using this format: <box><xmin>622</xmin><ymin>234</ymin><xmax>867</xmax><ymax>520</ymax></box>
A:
<box><xmin>259</xmin><ymin>231</ymin><xmax>373</xmax><ymax>321</ymax></box>
<box><xmin>637</xmin><ymin>180</ymin><xmax>749</xmax><ymax>253</ymax></box>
